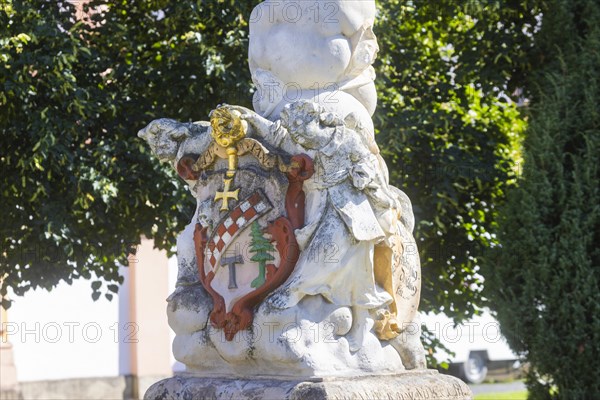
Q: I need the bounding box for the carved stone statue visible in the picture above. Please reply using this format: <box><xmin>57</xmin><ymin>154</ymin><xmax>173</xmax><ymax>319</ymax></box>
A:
<box><xmin>139</xmin><ymin>1</ymin><xmax>472</xmax><ymax>398</ymax></box>
<box><xmin>138</xmin><ymin>103</ymin><xmax>422</xmax><ymax>374</ymax></box>
<box><xmin>249</xmin><ymin>0</ymin><xmax>378</xmax><ymax>136</ymax></box>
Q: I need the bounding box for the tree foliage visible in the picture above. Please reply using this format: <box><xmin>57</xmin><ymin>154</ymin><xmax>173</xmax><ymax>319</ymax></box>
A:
<box><xmin>484</xmin><ymin>0</ymin><xmax>600</xmax><ymax>398</ymax></box>
<box><xmin>1</xmin><ymin>0</ymin><xmax>535</xmax><ymax>325</ymax></box>
<box><xmin>1</xmin><ymin>0</ymin><xmax>253</xmax><ymax>303</ymax></box>
<box><xmin>375</xmin><ymin>0</ymin><xmax>539</xmax><ymax>320</ymax></box>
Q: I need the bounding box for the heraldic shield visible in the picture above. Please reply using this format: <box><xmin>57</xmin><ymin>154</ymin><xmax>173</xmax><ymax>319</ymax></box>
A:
<box><xmin>177</xmin><ymin>107</ymin><xmax>314</xmax><ymax>341</ymax></box>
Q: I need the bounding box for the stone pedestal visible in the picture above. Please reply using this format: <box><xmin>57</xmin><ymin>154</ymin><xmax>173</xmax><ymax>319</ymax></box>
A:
<box><xmin>144</xmin><ymin>370</ymin><xmax>472</xmax><ymax>400</ymax></box>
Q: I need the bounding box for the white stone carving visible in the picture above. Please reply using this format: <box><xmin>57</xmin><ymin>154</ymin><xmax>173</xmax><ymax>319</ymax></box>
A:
<box><xmin>249</xmin><ymin>0</ymin><xmax>378</xmax><ymax>134</ymax></box>
<box><xmin>138</xmin><ymin>0</ymin><xmax>430</xmax><ymax>382</ymax></box>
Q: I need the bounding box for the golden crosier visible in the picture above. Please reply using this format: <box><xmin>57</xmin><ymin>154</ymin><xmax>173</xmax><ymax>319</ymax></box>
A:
<box><xmin>210</xmin><ymin>107</ymin><xmax>248</xmax><ymax>148</ymax></box>
<box><xmin>210</xmin><ymin>107</ymin><xmax>247</xmax><ymax>211</ymax></box>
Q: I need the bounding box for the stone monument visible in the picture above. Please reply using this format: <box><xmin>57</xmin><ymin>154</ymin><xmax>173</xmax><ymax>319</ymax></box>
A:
<box><xmin>140</xmin><ymin>1</ymin><xmax>472</xmax><ymax>399</ymax></box>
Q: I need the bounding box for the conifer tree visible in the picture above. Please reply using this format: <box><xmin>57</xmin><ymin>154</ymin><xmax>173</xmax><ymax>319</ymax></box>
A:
<box><xmin>485</xmin><ymin>1</ymin><xmax>600</xmax><ymax>397</ymax></box>
<box><xmin>249</xmin><ymin>222</ymin><xmax>275</xmax><ymax>289</ymax></box>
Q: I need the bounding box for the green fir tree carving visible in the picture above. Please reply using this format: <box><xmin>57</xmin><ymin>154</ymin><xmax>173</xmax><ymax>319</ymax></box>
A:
<box><xmin>249</xmin><ymin>221</ymin><xmax>275</xmax><ymax>289</ymax></box>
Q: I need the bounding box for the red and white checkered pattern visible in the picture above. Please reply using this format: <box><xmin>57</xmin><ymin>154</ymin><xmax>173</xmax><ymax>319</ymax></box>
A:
<box><xmin>206</xmin><ymin>191</ymin><xmax>272</xmax><ymax>270</ymax></box>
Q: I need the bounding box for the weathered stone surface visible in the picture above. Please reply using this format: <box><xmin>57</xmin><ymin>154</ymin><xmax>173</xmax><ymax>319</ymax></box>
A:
<box><xmin>144</xmin><ymin>371</ymin><xmax>472</xmax><ymax>400</ymax></box>
<box><xmin>138</xmin><ymin>2</ymin><xmax>469</xmax><ymax>398</ymax></box>
<box><xmin>141</xmin><ymin>101</ymin><xmax>427</xmax><ymax>379</ymax></box>
<box><xmin>249</xmin><ymin>1</ymin><xmax>379</xmax><ymax>124</ymax></box>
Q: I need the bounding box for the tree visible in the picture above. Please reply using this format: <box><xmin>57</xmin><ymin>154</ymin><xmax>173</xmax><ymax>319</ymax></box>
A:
<box><xmin>1</xmin><ymin>0</ymin><xmax>536</xmax><ymax>334</ymax></box>
<box><xmin>248</xmin><ymin>221</ymin><xmax>275</xmax><ymax>289</ymax></box>
<box><xmin>375</xmin><ymin>0</ymin><xmax>541</xmax><ymax>321</ymax></box>
<box><xmin>1</xmin><ymin>0</ymin><xmax>254</xmax><ymax>304</ymax></box>
<box><xmin>484</xmin><ymin>0</ymin><xmax>600</xmax><ymax>398</ymax></box>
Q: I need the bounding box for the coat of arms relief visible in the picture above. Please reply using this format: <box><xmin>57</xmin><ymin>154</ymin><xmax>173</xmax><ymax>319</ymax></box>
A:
<box><xmin>139</xmin><ymin>99</ymin><xmax>424</xmax><ymax>377</ymax></box>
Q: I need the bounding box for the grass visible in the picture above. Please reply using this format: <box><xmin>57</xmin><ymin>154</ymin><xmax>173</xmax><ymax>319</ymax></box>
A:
<box><xmin>474</xmin><ymin>392</ymin><xmax>528</xmax><ymax>400</ymax></box>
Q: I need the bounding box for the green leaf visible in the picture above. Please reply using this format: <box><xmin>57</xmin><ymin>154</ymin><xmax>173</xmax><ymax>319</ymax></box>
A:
<box><xmin>108</xmin><ymin>284</ymin><xmax>119</xmax><ymax>293</ymax></box>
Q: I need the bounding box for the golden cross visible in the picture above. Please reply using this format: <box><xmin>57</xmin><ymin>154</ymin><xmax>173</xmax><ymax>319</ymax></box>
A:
<box><xmin>214</xmin><ymin>178</ymin><xmax>239</xmax><ymax>211</ymax></box>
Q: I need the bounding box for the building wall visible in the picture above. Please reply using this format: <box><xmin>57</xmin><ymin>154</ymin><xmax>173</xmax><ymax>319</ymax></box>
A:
<box><xmin>3</xmin><ymin>240</ymin><xmax>177</xmax><ymax>384</ymax></box>
<box><xmin>6</xmin><ymin>279</ymin><xmax>120</xmax><ymax>381</ymax></box>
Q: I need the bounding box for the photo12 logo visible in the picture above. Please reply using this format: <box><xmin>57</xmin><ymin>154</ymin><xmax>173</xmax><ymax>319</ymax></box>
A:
<box><xmin>249</xmin><ymin>2</ymin><xmax>340</xmax><ymax>24</ymax></box>
<box><xmin>1</xmin><ymin>321</ymin><xmax>139</xmax><ymax>344</ymax></box>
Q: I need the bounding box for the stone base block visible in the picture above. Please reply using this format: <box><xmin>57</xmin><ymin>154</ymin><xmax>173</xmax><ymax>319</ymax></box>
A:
<box><xmin>144</xmin><ymin>370</ymin><xmax>472</xmax><ymax>400</ymax></box>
